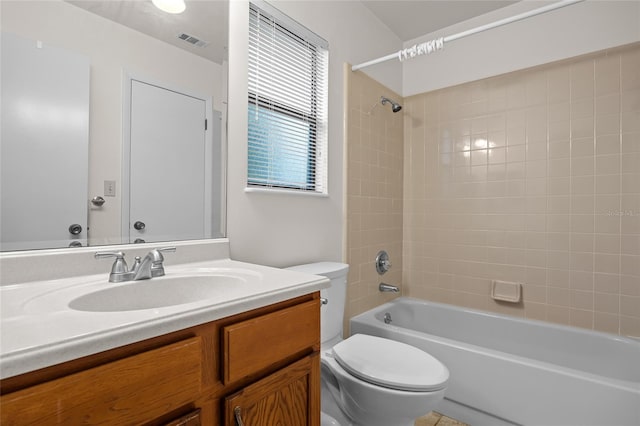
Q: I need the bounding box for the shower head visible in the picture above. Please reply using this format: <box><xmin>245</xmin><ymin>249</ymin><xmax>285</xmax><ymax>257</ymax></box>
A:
<box><xmin>381</xmin><ymin>96</ymin><xmax>402</xmax><ymax>113</ymax></box>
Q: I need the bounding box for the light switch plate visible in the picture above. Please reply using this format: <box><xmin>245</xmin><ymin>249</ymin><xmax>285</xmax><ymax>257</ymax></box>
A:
<box><xmin>104</xmin><ymin>180</ymin><xmax>116</xmax><ymax>197</ymax></box>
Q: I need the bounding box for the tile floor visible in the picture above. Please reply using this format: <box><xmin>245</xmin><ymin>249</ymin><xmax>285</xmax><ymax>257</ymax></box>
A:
<box><xmin>416</xmin><ymin>411</ymin><xmax>469</xmax><ymax>426</ymax></box>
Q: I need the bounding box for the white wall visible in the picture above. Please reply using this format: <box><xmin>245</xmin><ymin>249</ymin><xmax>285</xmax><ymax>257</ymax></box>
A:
<box><xmin>227</xmin><ymin>0</ymin><xmax>402</xmax><ymax>267</ymax></box>
<box><xmin>402</xmin><ymin>0</ymin><xmax>640</xmax><ymax>96</ymax></box>
<box><xmin>1</xmin><ymin>1</ymin><xmax>224</xmax><ymax>246</ymax></box>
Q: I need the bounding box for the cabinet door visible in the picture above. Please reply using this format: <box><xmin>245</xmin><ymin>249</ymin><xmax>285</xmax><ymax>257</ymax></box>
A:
<box><xmin>224</xmin><ymin>354</ymin><xmax>320</xmax><ymax>426</ymax></box>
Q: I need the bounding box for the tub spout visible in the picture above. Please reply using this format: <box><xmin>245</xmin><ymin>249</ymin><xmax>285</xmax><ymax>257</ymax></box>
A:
<box><xmin>379</xmin><ymin>283</ymin><xmax>399</xmax><ymax>293</ymax></box>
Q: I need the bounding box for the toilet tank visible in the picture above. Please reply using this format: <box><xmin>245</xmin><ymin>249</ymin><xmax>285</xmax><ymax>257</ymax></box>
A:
<box><xmin>285</xmin><ymin>262</ymin><xmax>349</xmax><ymax>345</ymax></box>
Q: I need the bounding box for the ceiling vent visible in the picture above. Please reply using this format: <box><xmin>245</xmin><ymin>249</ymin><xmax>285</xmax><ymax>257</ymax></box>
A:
<box><xmin>177</xmin><ymin>33</ymin><xmax>208</xmax><ymax>48</ymax></box>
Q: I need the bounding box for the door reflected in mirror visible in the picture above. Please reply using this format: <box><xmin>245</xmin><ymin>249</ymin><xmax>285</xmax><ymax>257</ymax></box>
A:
<box><xmin>1</xmin><ymin>32</ymin><xmax>90</xmax><ymax>251</ymax></box>
<box><xmin>0</xmin><ymin>0</ymin><xmax>228</xmax><ymax>251</ymax></box>
<box><xmin>124</xmin><ymin>77</ymin><xmax>223</xmax><ymax>244</ymax></box>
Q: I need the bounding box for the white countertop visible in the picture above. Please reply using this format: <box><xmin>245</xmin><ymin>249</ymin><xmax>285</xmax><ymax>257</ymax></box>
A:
<box><xmin>0</xmin><ymin>258</ymin><xmax>329</xmax><ymax>379</ymax></box>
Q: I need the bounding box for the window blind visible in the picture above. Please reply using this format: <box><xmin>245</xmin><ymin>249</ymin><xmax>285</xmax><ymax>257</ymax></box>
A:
<box><xmin>247</xmin><ymin>2</ymin><xmax>328</xmax><ymax>192</ymax></box>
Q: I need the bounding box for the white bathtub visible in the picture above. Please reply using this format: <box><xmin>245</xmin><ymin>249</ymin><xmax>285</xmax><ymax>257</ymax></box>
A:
<box><xmin>350</xmin><ymin>297</ymin><xmax>640</xmax><ymax>426</ymax></box>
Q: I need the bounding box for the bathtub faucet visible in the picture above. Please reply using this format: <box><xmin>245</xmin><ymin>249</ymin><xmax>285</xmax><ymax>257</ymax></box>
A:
<box><xmin>379</xmin><ymin>283</ymin><xmax>399</xmax><ymax>293</ymax></box>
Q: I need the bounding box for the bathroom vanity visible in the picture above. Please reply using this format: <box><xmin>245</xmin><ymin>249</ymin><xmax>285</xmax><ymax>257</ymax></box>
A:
<box><xmin>0</xmin><ymin>243</ymin><xmax>329</xmax><ymax>425</ymax></box>
<box><xmin>1</xmin><ymin>294</ymin><xmax>320</xmax><ymax>425</ymax></box>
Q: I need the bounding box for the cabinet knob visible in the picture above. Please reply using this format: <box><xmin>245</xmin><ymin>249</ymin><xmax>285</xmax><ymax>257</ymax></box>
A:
<box><xmin>234</xmin><ymin>406</ymin><xmax>245</xmax><ymax>426</ymax></box>
<box><xmin>133</xmin><ymin>221</ymin><xmax>146</xmax><ymax>230</ymax></box>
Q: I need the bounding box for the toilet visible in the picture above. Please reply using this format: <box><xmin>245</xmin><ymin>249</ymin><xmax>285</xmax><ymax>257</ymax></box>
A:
<box><xmin>286</xmin><ymin>262</ymin><xmax>449</xmax><ymax>426</ymax></box>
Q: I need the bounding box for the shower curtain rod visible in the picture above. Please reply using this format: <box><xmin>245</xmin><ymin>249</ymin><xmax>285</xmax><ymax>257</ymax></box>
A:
<box><xmin>351</xmin><ymin>0</ymin><xmax>585</xmax><ymax>72</ymax></box>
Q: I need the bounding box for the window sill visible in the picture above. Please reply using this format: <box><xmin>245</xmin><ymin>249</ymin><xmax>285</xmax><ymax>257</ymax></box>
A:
<box><xmin>244</xmin><ymin>187</ymin><xmax>329</xmax><ymax>198</ymax></box>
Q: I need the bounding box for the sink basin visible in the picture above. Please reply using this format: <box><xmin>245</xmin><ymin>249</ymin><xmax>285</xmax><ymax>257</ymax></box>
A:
<box><xmin>69</xmin><ymin>275</ymin><xmax>245</xmax><ymax>312</ymax></box>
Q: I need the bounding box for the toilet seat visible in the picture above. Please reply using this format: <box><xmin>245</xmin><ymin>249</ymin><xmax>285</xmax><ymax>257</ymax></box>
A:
<box><xmin>331</xmin><ymin>334</ymin><xmax>449</xmax><ymax>392</ymax></box>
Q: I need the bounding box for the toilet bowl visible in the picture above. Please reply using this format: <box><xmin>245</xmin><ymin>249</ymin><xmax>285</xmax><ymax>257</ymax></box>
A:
<box><xmin>286</xmin><ymin>262</ymin><xmax>449</xmax><ymax>426</ymax></box>
<box><xmin>323</xmin><ymin>333</ymin><xmax>448</xmax><ymax>426</ymax></box>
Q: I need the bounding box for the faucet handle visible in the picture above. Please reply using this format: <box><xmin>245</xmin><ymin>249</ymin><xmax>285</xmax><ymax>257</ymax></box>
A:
<box><xmin>149</xmin><ymin>247</ymin><xmax>176</xmax><ymax>263</ymax></box>
<box><xmin>375</xmin><ymin>250</ymin><xmax>392</xmax><ymax>275</ymax></box>
<box><xmin>147</xmin><ymin>247</ymin><xmax>176</xmax><ymax>277</ymax></box>
<box><xmin>95</xmin><ymin>251</ymin><xmax>128</xmax><ymax>274</ymax></box>
<box><xmin>157</xmin><ymin>246</ymin><xmax>176</xmax><ymax>254</ymax></box>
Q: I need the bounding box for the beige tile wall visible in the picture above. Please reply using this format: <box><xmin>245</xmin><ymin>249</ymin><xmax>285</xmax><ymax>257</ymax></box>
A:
<box><xmin>403</xmin><ymin>43</ymin><xmax>640</xmax><ymax>337</ymax></box>
<box><xmin>345</xmin><ymin>68</ymin><xmax>404</xmax><ymax>331</ymax></box>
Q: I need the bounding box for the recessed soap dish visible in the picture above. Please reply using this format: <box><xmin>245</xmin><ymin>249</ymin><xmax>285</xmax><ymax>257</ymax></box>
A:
<box><xmin>491</xmin><ymin>280</ymin><xmax>522</xmax><ymax>303</ymax></box>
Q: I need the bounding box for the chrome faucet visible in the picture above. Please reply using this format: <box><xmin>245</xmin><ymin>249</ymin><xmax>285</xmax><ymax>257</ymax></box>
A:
<box><xmin>95</xmin><ymin>247</ymin><xmax>176</xmax><ymax>283</ymax></box>
<box><xmin>139</xmin><ymin>247</ymin><xmax>176</xmax><ymax>278</ymax></box>
<box><xmin>379</xmin><ymin>282</ymin><xmax>400</xmax><ymax>293</ymax></box>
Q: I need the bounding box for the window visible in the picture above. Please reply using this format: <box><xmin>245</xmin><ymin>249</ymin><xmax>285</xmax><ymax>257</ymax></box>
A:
<box><xmin>247</xmin><ymin>2</ymin><xmax>328</xmax><ymax>193</ymax></box>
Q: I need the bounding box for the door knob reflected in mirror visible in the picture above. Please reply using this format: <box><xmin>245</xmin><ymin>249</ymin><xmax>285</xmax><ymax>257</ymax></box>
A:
<box><xmin>68</xmin><ymin>224</ymin><xmax>83</xmax><ymax>235</ymax></box>
<box><xmin>133</xmin><ymin>221</ymin><xmax>146</xmax><ymax>230</ymax></box>
<box><xmin>91</xmin><ymin>196</ymin><xmax>106</xmax><ymax>207</ymax></box>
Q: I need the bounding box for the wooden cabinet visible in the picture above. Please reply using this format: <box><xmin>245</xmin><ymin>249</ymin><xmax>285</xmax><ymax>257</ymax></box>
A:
<box><xmin>0</xmin><ymin>338</ymin><xmax>202</xmax><ymax>425</ymax></box>
<box><xmin>224</xmin><ymin>354</ymin><xmax>320</xmax><ymax>426</ymax></box>
<box><xmin>223</xmin><ymin>300</ymin><xmax>319</xmax><ymax>383</ymax></box>
<box><xmin>0</xmin><ymin>293</ymin><xmax>321</xmax><ymax>425</ymax></box>
<box><xmin>165</xmin><ymin>409</ymin><xmax>202</xmax><ymax>426</ymax></box>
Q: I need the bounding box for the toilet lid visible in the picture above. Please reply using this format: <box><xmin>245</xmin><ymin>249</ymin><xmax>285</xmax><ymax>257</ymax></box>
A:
<box><xmin>332</xmin><ymin>334</ymin><xmax>449</xmax><ymax>392</ymax></box>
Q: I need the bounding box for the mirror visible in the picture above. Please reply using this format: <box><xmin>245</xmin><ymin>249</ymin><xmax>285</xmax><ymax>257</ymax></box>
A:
<box><xmin>0</xmin><ymin>0</ymin><xmax>228</xmax><ymax>251</ymax></box>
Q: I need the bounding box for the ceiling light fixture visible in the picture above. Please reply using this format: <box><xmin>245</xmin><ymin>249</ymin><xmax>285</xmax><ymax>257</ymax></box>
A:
<box><xmin>152</xmin><ymin>0</ymin><xmax>186</xmax><ymax>14</ymax></box>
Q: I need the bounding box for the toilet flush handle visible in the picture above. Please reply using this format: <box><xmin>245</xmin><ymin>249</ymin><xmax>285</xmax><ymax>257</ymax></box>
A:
<box><xmin>320</xmin><ymin>297</ymin><xmax>328</xmax><ymax>305</ymax></box>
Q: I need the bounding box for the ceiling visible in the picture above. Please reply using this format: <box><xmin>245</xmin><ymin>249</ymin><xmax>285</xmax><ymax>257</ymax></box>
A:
<box><xmin>67</xmin><ymin>0</ymin><xmax>517</xmax><ymax>65</ymax></box>
<box><xmin>67</xmin><ymin>0</ymin><xmax>229</xmax><ymax>64</ymax></box>
<box><xmin>362</xmin><ymin>0</ymin><xmax>517</xmax><ymax>41</ymax></box>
